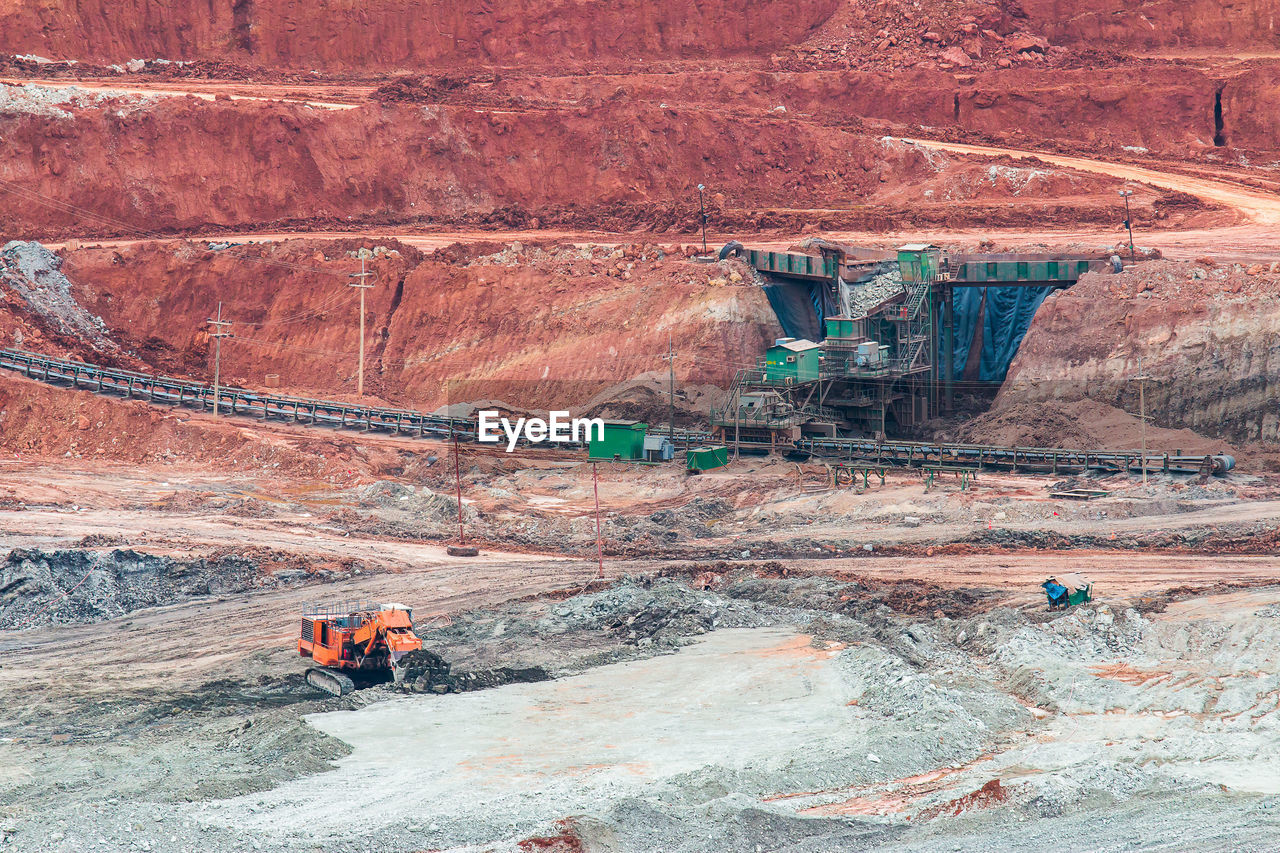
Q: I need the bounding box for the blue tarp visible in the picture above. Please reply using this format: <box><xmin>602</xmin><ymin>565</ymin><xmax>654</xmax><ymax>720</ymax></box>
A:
<box><xmin>763</xmin><ymin>280</ymin><xmax>829</xmax><ymax>342</ymax></box>
<box><xmin>761</xmin><ymin>278</ymin><xmax>1049</xmax><ymax>382</ymax></box>
<box><xmin>950</xmin><ymin>286</ymin><xmax>1052</xmax><ymax>382</ymax></box>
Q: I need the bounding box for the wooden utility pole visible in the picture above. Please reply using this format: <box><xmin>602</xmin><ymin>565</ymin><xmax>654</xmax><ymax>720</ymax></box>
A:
<box><xmin>664</xmin><ymin>332</ymin><xmax>676</xmax><ymax>442</ymax></box>
<box><xmin>206</xmin><ymin>302</ymin><xmax>232</xmax><ymax>418</ymax></box>
<box><xmin>1119</xmin><ymin>189</ymin><xmax>1136</xmax><ymax>265</ymax></box>
<box><xmin>349</xmin><ymin>257</ymin><xmax>375</xmax><ymax>396</ymax></box>
<box><xmin>697</xmin><ymin>184</ymin><xmax>708</xmax><ymax>255</ymax></box>
<box><xmin>1132</xmin><ymin>356</ymin><xmax>1151</xmax><ymax>486</ymax></box>
<box><xmin>453</xmin><ymin>434</ymin><xmax>465</xmax><ymax>544</ymax></box>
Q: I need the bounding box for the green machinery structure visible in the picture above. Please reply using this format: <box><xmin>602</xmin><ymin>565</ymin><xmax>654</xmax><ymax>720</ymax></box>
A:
<box><xmin>763</xmin><ymin>339</ymin><xmax>822</xmax><ymax>384</ymax></box>
<box><xmin>588</xmin><ymin>420</ymin><xmax>648</xmax><ymax>461</ymax></box>
<box><xmin>712</xmin><ymin>242</ymin><xmax>1111</xmax><ymax>446</ymax></box>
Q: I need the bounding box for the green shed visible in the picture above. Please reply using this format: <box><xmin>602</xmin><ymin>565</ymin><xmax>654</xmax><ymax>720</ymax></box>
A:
<box><xmin>687</xmin><ymin>445</ymin><xmax>730</xmax><ymax>473</ymax></box>
<box><xmin>764</xmin><ymin>338</ymin><xmax>821</xmax><ymax>384</ymax></box>
<box><xmin>897</xmin><ymin>244</ymin><xmax>942</xmax><ymax>283</ymax></box>
<box><xmin>588</xmin><ymin>420</ymin><xmax>648</xmax><ymax>461</ymax></box>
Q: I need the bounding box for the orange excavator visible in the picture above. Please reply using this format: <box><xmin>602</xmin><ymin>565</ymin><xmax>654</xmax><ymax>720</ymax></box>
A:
<box><xmin>298</xmin><ymin>601</ymin><xmax>423</xmax><ymax>697</ymax></box>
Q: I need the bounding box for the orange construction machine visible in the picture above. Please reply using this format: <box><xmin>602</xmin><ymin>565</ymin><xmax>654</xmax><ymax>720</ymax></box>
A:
<box><xmin>298</xmin><ymin>600</ymin><xmax>423</xmax><ymax>696</ymax></box>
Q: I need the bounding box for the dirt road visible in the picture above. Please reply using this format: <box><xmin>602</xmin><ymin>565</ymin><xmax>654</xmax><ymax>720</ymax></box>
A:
<box><xmin>0</xmin><ymin>76</ymin><xmax>365</xmax><ymax>110</ymax></box>
<box><xmin>0</xmin><ymin>547</ymin><xmax>602</xmax><ymax>696</ymax></box>
<box><xmin>898</xmin><ymin>137</ymin><xmax>1280</xmax><ymax>225</ymax></box>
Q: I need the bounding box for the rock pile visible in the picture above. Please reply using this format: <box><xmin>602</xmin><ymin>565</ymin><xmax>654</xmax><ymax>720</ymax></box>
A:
<box><xmin>395</xmin><ymin>648</ymin><xmax>549</xmax><ymax>694</ymax></box>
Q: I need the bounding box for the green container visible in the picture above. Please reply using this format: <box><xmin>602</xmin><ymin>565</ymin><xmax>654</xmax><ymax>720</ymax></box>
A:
<box><xmin>897</xmin><ymin>244</ymin><xmax>941</xmax><ymax>283</ymax></box>
<box><xmin>825</xmin><ymin>317</ymin><xmax>856</xmax><ymax>339</ymax></box>
<box><xmin>588</xmin><ymin>421</ymin><xmax>648</xmax><ymax>461</ymax></box>
<box><xmin>687</xmin><ymin>445</ymin><xmax>730</xmax><ymax>472</ymax></box>
<box><xmin>1067</xmin><ymin>584</ymin><xmax>1093</xmax><ymax>606</ymax></box>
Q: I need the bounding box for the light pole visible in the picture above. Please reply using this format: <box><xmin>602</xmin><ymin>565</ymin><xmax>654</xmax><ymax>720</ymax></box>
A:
<box><xmin>1119</xmin><ymin>189</ymin><xmax>1136</xmax><ymax>264</ymax></box>
<box><xmin>697</xmin><ymin>184</ymin><xmax>708</xmax><ymax>255</ymax></box>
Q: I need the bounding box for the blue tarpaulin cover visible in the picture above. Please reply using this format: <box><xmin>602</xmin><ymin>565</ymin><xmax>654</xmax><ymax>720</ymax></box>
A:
<box><xmin>761</xmin><ymin>279</ymin><xmax>1051</xmax><ymax>382</ymax></box>
<box><xmin>763</xmin><ymin>280</ymin><xmax>831</xmax><ymax>342</ymax></box>
<box><xmin>951</xmin><ymin>285</ymin><xmax>1052</xmax><ymax>382</ymax></box>
<box><xmin>1042</xmin><ymin>578</ymin><xmax>1068</xmax><ymax>604</ymax></box>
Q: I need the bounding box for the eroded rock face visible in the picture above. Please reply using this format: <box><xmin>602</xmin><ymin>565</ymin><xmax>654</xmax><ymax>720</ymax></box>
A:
<box><xmin>1023</xmin><ymin>0</ymin><xmax>1280</xmax><ymax>50</ymax></box>
<box><xmin>0</xmin><ymin>0</ymin><xmax>840</xmax><ymax>69</ymax></box>
<box><xmin>999</xmin><ymin>261</ymin><xmax>1280</xmax><ymax>443</ymax></box>
<box><xmin>0</xmin><ymin>94</ymin><xmax>1121</xmax><ymax>237</ymax></box>
<box><xmin>58</xmin><ymin>238</ymin><xmax>783</xmax><ymax>404</ymax></box>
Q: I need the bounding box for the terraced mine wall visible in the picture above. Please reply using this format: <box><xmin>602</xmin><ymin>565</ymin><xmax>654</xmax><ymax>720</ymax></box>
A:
<box><xmin>0</xmin><ymin>0</ymin><xmax>839</xmax><ymax>68</ymax></box>
<box><xmin>1003</xmin><ymin>261</ymin><xmax>1280</xmax><ymax>443</ymax></box>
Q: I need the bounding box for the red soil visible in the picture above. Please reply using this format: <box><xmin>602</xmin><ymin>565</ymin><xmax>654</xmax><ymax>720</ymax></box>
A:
<box><xmin>58</xmin><ymin>238</ymin><xmax>782</xmax><ymax>406</ymax></box>
<box><xmin>0</xmin><ymin>370</ymin><xmax>365</xmax><ymax>480</ymax></box>
<box><xmin>0</xmin><ymin>91</ymin><xmax>1158</xmax><ymax>240</ymax></box>
<box><xmin>0</xmin><ymin>0</ymin><xmax>838</xmax><ymax>69</ymax></box>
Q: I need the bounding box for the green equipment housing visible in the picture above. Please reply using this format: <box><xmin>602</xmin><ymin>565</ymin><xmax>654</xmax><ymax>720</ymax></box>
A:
<box><xmin>687</xmin><ymin>445</ymin><xmax>730</xmax><ymax>473</ymax></box>
<box><xmin>588</xmin><ymin>420</ymin><xmax>648</xmax><ymax>461</ymax></box>
<box><xmin>763</xmin><ymin>338</ymin><xmax>821</xmax><ymax>384</ymax></box>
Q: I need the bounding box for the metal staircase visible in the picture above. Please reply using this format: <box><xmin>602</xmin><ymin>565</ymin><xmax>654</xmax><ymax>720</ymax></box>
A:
<box><xmin>897</xmin><ymin>272</ymin><xmax>938</xmax><ymax>372</ymax></box>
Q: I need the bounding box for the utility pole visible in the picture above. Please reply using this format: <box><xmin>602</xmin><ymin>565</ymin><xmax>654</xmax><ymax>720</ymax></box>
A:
<box><xmin>592</xmin><ymin>462</ymin><xmax>604</xmax><ymax>579</ymax></box>
<box><xmin>206</xmin><ymin>302</ymin><xmax>232</xmax><ymax>418</ymax></box>
<box><xmin>697</xmin><ymin>184</ymin><xmax>708</xmax><ymax>255</ymax></box>
<box><xmin>349</xmin><ymin>257</ymin><xmax>375</xmax><ymax>396</ymax></box>
<box><xmin>1119</xmin><ymin>189</ymin><xmax>1136</xmax><ymax>264</ymax></box>
<box><xmin>453</xmin><ymin>434</ymin><xmax>465</xmax><ymax>545</ymax></box>
<box><xmin>664</xmin><ymin>332</ymin><xmax>676</xmax><ymax>442</ymax></box>
<box><xmin>1131</xmin><ymin>356</ymin><xmax>1151</xmax><ymax>486</ymax></box>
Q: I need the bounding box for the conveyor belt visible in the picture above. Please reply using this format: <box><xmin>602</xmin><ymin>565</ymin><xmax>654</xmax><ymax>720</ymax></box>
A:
<box><xmin>0</xmin><ymin>348</ymin><xmax>1234</xmax><ymax>475</ymax></box>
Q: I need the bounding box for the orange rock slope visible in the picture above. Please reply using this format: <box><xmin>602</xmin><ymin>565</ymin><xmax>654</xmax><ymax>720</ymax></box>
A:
<box><xmin>0</xmin><ymin>92</ymin><xmax>1151</xmax><ymax>239</ymax></box>
<box><xmin>58</xmin><ymin>238</ymin><xmax>783</xmax><ymax>408</ymax></box>
<box><xmin>0</xmin><ymin>0</ymin><xmax>837</xmax><ymax>69</ymax></box>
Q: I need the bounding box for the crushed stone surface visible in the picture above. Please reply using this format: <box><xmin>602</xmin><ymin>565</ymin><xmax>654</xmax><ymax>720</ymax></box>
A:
<box><xmin>1</xmin><ymin>241</ymin><xmax>119</xmax><ymax>351</ymax></box>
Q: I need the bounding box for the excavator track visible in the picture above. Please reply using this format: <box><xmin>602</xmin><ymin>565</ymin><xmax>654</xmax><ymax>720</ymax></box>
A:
<box><xmin>305</xmin><ymin>667</ymin><xmax>356</xmax><ymax>697</ymax></box>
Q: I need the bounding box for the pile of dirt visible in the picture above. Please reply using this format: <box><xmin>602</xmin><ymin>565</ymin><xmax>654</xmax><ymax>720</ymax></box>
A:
<box><xmin>954</xmin><ymin>397</ymin><xmax>1230</xmax><ymax>453</ymax></box>
<box><xmin>0</xmin><ymin>241</ymin><xmax>119</xmax><ymax>356</ymax></box>
<box><xmin>356</xmin><ymin>481</ymin><xmax>472</xmax><ymax>524</ymax></box>
<box><xmin>0</xmin><ymin>548</ymin><xmax>263</xmax><ymax>628</ymax></box>
<box><xmin>371</xmin><ymin>74</ymin><xmax>473</xmax><ymax>104</ymax></box>
<box><xmin>949</xmin><ymin>399</ymin><xmax>1106</xmax><ymax>448</ymax></box>
<box><xmin>395</xmin><ymin>648</ymin><xmax>550</xmax><ymax>694</ymax></box>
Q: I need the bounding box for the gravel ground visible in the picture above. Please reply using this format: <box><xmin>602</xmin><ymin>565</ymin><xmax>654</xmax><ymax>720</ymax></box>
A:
<box><xmin>2</xmin><ymin>240</ymin><xmax>119</xmax><ymax>351</ymax></box>
<box><xmin>5</xmin><ymin>565</ymin><xmax>1279</xmax><ymax>851</ymax></box>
